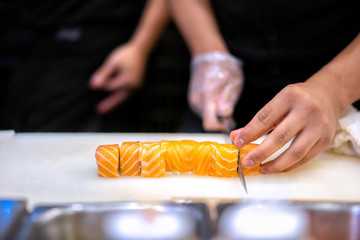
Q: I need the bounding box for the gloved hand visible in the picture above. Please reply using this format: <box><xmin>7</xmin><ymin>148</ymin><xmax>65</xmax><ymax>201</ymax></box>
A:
<box><xmin>188</xmin><ymin>51</ymin><xmax>244</xmax><ymax>132</ymax></box>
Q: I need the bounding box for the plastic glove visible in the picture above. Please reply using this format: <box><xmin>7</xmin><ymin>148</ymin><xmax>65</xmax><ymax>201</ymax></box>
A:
<box><xmin>327</xmin><ymin>105</ymin><xmax>360</xmax><ymax>157</ymax></box>
<box><xmin>189</xmin><ymin>51</ymin><xmax>244</xmax><ymax>132</ymax></box>
<box><xmin>90</xmin><ymin>43</ymin><xmax>146</xmax><ymax>114</ymax></box>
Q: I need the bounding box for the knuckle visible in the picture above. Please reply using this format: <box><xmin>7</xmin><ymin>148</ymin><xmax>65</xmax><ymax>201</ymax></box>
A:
<box><xmin>306</xmin><ymin>100</ymin><xmax>322</xmax><ymax>114</ymax></box>
<box><xmin>282</xmin><ymin>84</ymin><xmax>300</xmax><ymax>99</ymax></box>
<box><xmin>257</xmin><ymin>108</ymin><xmax>272</xmax><ymax>125</ymax></box>
<box><xmin>291</xmin><ymin>148</ymin><xmax>305</xmax><ymax>160</ymax></box>
<box><xmin>274</xmin><ymin>131</ymin><xmax>289</xmax><ymax>146</ymax></box>
<box><xmin>320</xmin><ymin>116</ymin><xmax>331</xmax><ymax>129</ymax></box>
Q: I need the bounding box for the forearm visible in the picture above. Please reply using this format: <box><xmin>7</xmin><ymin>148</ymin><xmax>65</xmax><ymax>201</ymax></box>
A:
<box><xmin>308</xmin><ymin>34</ymin><xmax>360</xmax><ymax>116</ymax></box>
<box><xmin>130</xmin><ymin>0</ymin><xmax>170</xmax><ymax>55</ymax></box>
<box><xmin>168</xmin><ymin>0</ymin><xmax>228</xmax><ymax>56</ymax></box>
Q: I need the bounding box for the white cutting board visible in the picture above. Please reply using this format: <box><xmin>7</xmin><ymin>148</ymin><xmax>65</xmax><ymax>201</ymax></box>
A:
<box><xmin>0</xmin><ymin>132</ymin><xmax>360</xmax><ymax>210</ymax></box>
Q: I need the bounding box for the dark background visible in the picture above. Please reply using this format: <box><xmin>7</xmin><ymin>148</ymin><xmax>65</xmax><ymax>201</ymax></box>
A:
<box><xmin>0</xmin><ymin>0</ymin><xmax>191</xmax><ymax>132</ymax></box>
<box><xmin>1</xmin><ymin>0</ymin><xmax>358</xmax><ymax>133</ymax></box>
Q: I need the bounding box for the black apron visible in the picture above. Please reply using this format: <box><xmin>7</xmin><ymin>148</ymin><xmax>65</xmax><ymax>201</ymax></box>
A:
<box><xmin>211</xmin><ymin>0</ymin><xmax>360</xmax><ymax>127</ymax></box>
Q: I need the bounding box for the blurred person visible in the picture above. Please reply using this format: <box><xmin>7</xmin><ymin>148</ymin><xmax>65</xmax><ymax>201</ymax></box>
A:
<box><xmin>89</xmin><ymin>0</ymin><xmax>170</xmax><ymax>115</ymax></box>
<box><xmin>169</xmin><ymin>0</ymin><xmax>360</xmax><ymax>173</ymax></box>
<box><xmin>4</xmin><ymin>0</ymin><xmax>171</xmax><ymax>132</ymax></box>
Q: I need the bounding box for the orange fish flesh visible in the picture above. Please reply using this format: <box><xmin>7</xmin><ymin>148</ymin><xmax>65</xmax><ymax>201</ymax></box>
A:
<box><xmin>95</xmin><ymin>144</ymin><xmax>120</xmax><ymax>177</ymax></box>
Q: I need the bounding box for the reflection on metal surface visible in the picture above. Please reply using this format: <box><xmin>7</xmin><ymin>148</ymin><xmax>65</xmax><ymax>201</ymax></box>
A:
<box><xmin>9</xmin><ymin>199</ymin><xmax>360</xmax><ymax>240</ymax></box>
<box><xmin>104</xmin><ymin>208</ymin><xmax>195</xmax><ymax>239</ymax></box>
<box><xmin>18</xmin><ymin>202</ymin><xmax>211</xmax><ymax>240</ymax></box>
<box><xmin>215</xmin><ymin>200</ymin><xmax>360</xmax><ymax>240</ymax></box>
<box><xmin>350</xmin><ymin>205</ymin><xmax>360</xmax><ymax>240</ymax></box>
<box><xmin>0</xmin><ymin>199</ymin><xmax>27</xmax><ymax>240</ymax></box>
<box><xmin>216</xmin><ymin>202</ymin><xmax>308</xmax><ymax>240</ymax></box>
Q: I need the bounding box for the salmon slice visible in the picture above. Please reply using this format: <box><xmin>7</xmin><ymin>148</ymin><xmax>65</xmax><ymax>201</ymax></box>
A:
<box><xmin>165</xmin><ymin>141</ymin><xmax>190</xmax><ymax>173</ymax></box>
<box><xmin>120</xmin><ymin>142</ymin><xmax>141</xmax><ymax>176</ymax></box>
<box><xmin>210</xmin><ymin>143</ymin><xmax>238</xmax><ymax>177</ymax></box>
<box><xmin>240</xmin><ymin>144</ymin><xmax>260</xmax><ymax>176</ymax></box>
<box><xmin>180</xmin><ymin>140</ymin><xmax>198</xmax><ymax>172</ymax></box>
<box><xmin>140</xmin><ymin>142</ymin><xmax>166</xmax><ymax>177</ymax></box>
<box><xmin>160</xmin><ymin>140</ymin><xmax>169</xmax><ymax>173</ymax></box>
<box><xmin>193</xmin><ymin>142</ymin><xmax>214</xmax><ymax>175</ymax></box>
<box><xmin>161</xmin><ymin>140</ymin><xmax>173</xmax><ymax>171</ymax></box>
<box><xmin>95</xmin><ymin>144</ymin><xmax>120</xmax><ymax>178</ymax></box>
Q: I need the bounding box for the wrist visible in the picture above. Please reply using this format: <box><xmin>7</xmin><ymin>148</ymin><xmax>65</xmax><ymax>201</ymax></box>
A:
<box><xmin>191</xmin><ymin>42</ymin><xmax>229</xmax><ymax>56</ymax></box>
<box><xmin>315</xmin><ymin>34</ymin><xmax>360</xmax><ymax>111</ymax></box>
<box><xmin>307</xmin><ymin>66</ymin><xmax>349</xmax><ymax>117</ymax></box>
<box><xmin>192</xmin><ymin>51</ymin><xmax>243</xmax><ymax>69</ymax></box>
<box><xmin>128</xmin><ymin>36</ymin><xmax>153</xmax><ymax>57</ymax></box>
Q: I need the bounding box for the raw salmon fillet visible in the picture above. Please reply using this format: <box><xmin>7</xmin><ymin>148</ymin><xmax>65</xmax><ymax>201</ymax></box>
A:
<box><xmin>95</xmin><ymin>141</ymin><xmax>260</xmax><ymax>178</ymax></box>
<box><xmin>210</xmin><ymin>143</ymin><xmax>238</xmax><ymax>177</ymax></box>
<box><xmin>164</xmin><ymin>140</ymin><xmax>193</xmax><ymax>173</ymax></box>
<box><xmin>140</xmin><ymin>142</ymin><xmax>166</xmax><ymax>177</ymax></box>
<box><xmin>120</xmin><ymin>141</ymin><xmax>141</xmax><ymax>176</ymax></box>
<box><xmin>180</xmin><ymin>140</ymin><xmax>198</xmax><ymax>171</ymax></box>
<box><xmin>193</xmin><ymin>142</ymin><xmax>214</xmax><ymax>175</ymax></box>
<box><xmin>95</xmin><ymin>144</ymin><xmax>120</xmax><ymax>177</ymax></box>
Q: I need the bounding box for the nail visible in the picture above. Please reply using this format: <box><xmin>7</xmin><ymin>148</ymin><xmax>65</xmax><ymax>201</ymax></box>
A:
<box><xmin>235</xmin><ymin>136</ymin><xmax>245</xmax><ymax>148</ymax></box>
<box><xmin>260</xmin><ymin>168</ymin><xmax>271</xmax><ymax>175</ymax></box>
<box><xmin>244</xmin><ymin>159</ymin><xmax>255</xmax><ymax>168</ymax></box>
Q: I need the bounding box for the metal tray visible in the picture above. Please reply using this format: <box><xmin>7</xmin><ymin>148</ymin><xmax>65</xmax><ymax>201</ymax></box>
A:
<box><xmin>17</xmin><ymin>202</ymin><xmax>211</xmax><ymax>240</ymax></box>
<box><xmin>214</xmin><ymin>200</ymin><xmax>360</xmax><ymax>240</ymax></box>
<box><xmin>0</xmin><ymin>199</ymin><xmax>28</xmax><ymax>240</ymax></box>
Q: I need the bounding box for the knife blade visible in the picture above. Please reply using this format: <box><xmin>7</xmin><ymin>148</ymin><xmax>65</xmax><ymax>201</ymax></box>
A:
<box><xmin>217</xmin><ymin>115</ymin><xmax>248</xmax><ymax>194</ymax></box>
<box><xmin>237</xmin><ymin>148</ymin><xmax>248</xmax><ymax>194</ymax></box>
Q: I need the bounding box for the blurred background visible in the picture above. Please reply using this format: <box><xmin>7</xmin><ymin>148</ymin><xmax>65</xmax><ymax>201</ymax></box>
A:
<box><xmin>0</xmin><ymin>0</ymin><xmax>191</xmax><ymax>133</ymax></box>
<box><xmin>1</xmin><ymin>0</ymin><xmax>358</xmax><ymax>133</ymax></box>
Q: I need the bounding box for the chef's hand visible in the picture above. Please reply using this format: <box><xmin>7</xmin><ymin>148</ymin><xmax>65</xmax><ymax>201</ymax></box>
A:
<box><xmin>230</xmin><ymin>71</ymin><xmax>344</xmax><ymax>174</ymax></box>
<box><xmin>90</xmin><ymin>43</ymin><xmax>147</xmax><ymax>114</ymax></box>
<box><xmin>189</xmin><ymin>51</ymin><xmax>244</xmax><ymax>132</ymax></box>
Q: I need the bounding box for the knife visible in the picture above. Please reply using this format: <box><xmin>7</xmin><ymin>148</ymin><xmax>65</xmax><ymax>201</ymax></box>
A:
<box><xmin>217</xmin><ymin>115</ymin><xmax>248</xmax><ymax>194</ymax></box>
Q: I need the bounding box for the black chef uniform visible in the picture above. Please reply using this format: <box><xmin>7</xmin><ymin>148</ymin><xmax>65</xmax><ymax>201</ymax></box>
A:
<box><xmin>4</xmin><ymin>0</ymin><xmax>146</xmax><ymax>131</ymax></box>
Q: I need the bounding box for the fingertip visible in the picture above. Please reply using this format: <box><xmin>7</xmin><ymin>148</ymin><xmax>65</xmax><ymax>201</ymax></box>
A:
<box><xmin>90</xmin><ymin>74</ymin><xmax>102</xmax><ymax>89</ymax></box>
<box><xmin>230</xmin><ymin>128</ymin><xmax>242</xmax><ymax>140</ymax></box>
<box><xmin>234</xmin><ymin>136</ymin><xmax>245</xmax><ymax>148</ymax></box>
<box><xmin>243</xmin><ymin>159</ymin><xmax>255</xmax><ymax>168</ymax></box>
<box><xmin>233</xmin><ymin>128</ymin><xmax>246</xmax><ymax>148</ymax></box>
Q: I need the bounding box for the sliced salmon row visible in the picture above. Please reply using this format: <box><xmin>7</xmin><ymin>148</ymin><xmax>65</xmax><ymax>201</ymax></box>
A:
<box><xmin>95</xmin><ymin>141</ymin><xmax>260</xmax><ymax>178</ymax></box>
